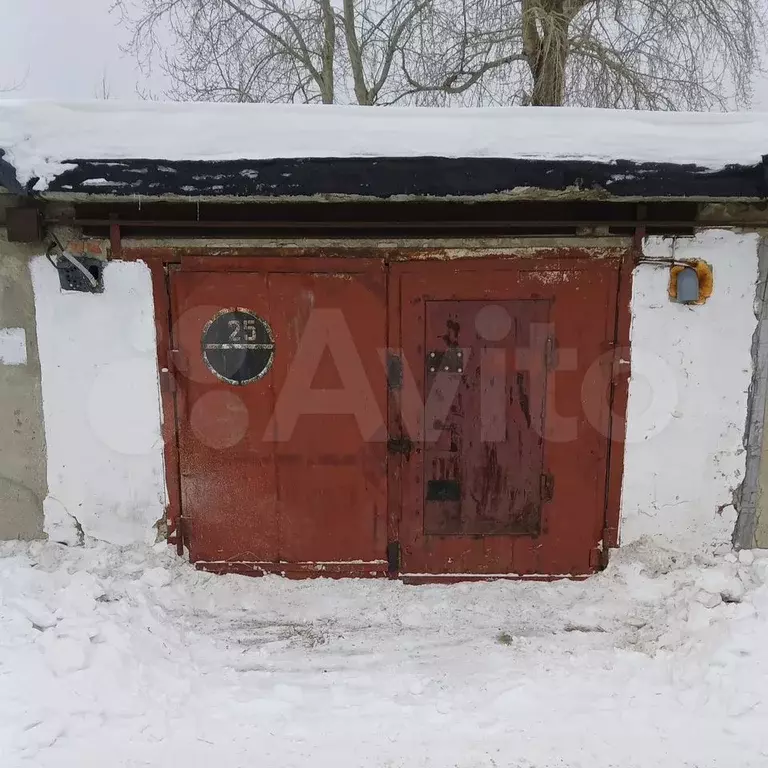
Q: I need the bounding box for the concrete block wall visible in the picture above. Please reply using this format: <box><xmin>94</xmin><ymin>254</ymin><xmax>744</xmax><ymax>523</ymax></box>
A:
<box><xmin>0</xmin><ymin>229</ymin><xmax>46</xmax><ymax>539</ymax></box>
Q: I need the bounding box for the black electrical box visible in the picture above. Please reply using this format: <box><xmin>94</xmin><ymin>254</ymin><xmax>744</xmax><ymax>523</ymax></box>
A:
<box><xmin>6</xmin><ymin>207</ymin><xmax>42</xmax><ymax>243</ymax></box>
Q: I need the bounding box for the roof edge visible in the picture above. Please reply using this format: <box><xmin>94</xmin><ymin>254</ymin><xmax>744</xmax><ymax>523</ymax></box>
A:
<box><xmin>12</xmin><ymin>155</ymin><xmax>768</xmax><ymax>202</ymax></box>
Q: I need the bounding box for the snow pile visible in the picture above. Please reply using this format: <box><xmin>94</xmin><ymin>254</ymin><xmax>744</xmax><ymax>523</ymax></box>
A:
<box><xmin>1</xmin><ymin>540</ymin><xmax>767</xmax><ymax>767</ymax></box>
<box><xmin>1</xmin><ymin>100</ymin><xmax>768</xmax><ymax>190</ymax></box>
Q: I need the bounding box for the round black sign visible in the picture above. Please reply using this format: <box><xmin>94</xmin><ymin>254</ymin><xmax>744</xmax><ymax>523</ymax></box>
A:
<box><xmin>201</xmin><ymin>309</ymin><xmax>275</xmax><ymax>385</ymax></box>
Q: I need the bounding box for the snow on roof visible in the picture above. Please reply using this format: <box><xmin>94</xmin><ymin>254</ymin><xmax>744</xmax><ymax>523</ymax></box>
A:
<box><xmin>1</xmin><ymin>100</ymin><xmax>767</xmax><ymax>192</ymax></box>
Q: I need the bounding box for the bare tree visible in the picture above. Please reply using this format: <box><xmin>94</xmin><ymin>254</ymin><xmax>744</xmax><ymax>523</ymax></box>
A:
<box><xmin>115</xmin><ymin>0</ymin><xmax>766</xmax><ymax>109</ymax></box>
<box><xmin>113</xmin><ymin>0</ymin><xmax>430</xmax><ymax>105</ymax></box>
<box><xmin>402</xmin><ymin>0</ymin><xmax>766</xmax><ymax>108</ymax></box>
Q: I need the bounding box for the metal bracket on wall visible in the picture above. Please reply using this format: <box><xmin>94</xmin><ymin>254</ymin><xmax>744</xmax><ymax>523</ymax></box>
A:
<box><xmin>427</xmin><ymin>348</ymin><xmax>464</xmax><ymax>373</ymax></box>
<box><xmin>45</xmin><ymin>235</ymin><xmax>104</xmax><ymax>293</ymax></box>
<box><xmin>109</xmin><ymin>215</ymin><xmax>122</xmax><ymax>259</ymax></box>
<box><xmin>56</xmin><ymin>255</ymin><xmax>104</xmax><ymax>293</ymax></box>
<box><xmin>632</xmin><ymin>203</ymin><xmax>647</xmax><ymax>256</ymax></box>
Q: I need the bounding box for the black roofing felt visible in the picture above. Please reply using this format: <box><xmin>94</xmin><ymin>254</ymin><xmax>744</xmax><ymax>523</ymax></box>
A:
<box><xmin>11</xmin><ymin>155</ymin><xmax>768</xmax><ymax>200</ymax></box>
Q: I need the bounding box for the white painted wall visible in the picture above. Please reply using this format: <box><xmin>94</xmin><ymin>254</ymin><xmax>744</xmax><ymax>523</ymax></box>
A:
<box><xmin>30</xmin><ymin>257</ymin><xmax>165</xmax><ymax>546</ymax></box>
<box><xmin>0</xmin><ymin>328</ymin><xmax>27</xmax><ymax>365</ymax></box>
<box><xmin>620</xmin><ymin>231</ymin><xmax>759</xmax><ymax>550</ymax></box>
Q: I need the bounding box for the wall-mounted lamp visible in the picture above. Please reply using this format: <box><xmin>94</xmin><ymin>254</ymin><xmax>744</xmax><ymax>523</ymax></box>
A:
<box><xmin>676</xmin><ymin>267</ymin><xmax>700</xmax><ymax>304</ymax></box>
<box><xmin>669</xmin><ymin>261</ymin><xmax>713</xmax><ymax>305</ymax></box>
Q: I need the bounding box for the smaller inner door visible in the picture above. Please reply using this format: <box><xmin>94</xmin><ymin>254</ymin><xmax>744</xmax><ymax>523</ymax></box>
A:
<box><xmin>423</xmin><ymin>300</ymin><xmax>550</xmax><ymax>537</ymax></box>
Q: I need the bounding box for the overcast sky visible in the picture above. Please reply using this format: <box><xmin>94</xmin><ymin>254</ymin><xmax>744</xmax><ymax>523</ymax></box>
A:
<box><xmin>0</xmin><ymin>0</ymin><xmax>168</xmax><ymax>100</ymax></box>
<box><xmin>2</xmin><ymin>0</ymin><xmax>768</xmax><ymax>108</ymax></box>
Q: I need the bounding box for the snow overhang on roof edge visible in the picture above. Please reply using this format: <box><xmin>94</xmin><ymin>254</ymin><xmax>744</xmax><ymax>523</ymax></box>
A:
<box><xmin>0</xmin><ymin>151</ymin><xmax>24</xmax><ymax>196</ymax></box>
<box><xmin>3</xmin><ymin>155</ymin><xmax>767</xmax><ymax>202</ymax></box>
<box><xmin>5</xmin><ymin>102</ymin><xmax>768</xmax><ymax>201</ymax></box>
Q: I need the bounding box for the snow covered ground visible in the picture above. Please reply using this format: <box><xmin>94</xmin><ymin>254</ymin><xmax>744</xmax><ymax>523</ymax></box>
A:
<box><xmin>1</xmin><ymin>540</ymin><xmax>767</xmax><ymax>768</ymax></box>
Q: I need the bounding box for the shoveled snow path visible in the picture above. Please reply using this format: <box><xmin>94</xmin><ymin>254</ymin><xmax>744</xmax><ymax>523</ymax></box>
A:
<box><xmin>1</xmin><ymin>540</ymin><xmax>767</xmax><ymax>768</ymax></box>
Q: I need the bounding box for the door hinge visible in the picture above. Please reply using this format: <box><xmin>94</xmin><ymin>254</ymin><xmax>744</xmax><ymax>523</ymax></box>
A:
<box><xmin>589</xmin><ymin>544</ymin><xmax>609</xmax><ymax>571</ymax></box>
<box><xmin>540</xmin><ymin>472</ymin><xmax>554</xmax><ymax>503</ymax></box>
<box><xmin>173</xmin><ymin>515</ymin><xmax>185</xmax><ymax>557</ymax></box>
<box><xmin>387</xmin><ymin>435</ymin><xmax>414</xmax><ymax>459</ymax></box>
<box><xmin>387</xmin><ymin>541</ymin><xmax>401</xmax><ymax>575</ymax></box>
<box><xmin>387</xmin><ymin>352</ymin><xmax>403</xmax><ymax>391</ymax></box>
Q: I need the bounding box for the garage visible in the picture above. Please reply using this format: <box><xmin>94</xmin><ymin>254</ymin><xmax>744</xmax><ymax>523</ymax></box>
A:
<box><xmin>7</xmin><ymin>103</ymin><xmax>767</xmax><ymax>578</ymax></box>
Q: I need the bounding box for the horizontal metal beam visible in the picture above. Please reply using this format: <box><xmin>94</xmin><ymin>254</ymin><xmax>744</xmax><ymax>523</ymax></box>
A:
<box><xmin>66</xmin><ymin>218</ymin><xmax>711</xmax><ymax>230</ymax></box>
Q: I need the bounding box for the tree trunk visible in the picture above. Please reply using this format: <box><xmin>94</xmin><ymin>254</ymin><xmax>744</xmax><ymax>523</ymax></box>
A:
<box><xmin>342</xmin><ymin>0</ymin><xmax>373</xmax><ymax>105</ymax></box>
<box><xmin>319</xmin><ymin>0</ymin><xmax>336</xmax><ymax>103</ymax></box>
<box><xmin>522</xmin><ymin>0</ymin><xmax>570</xmax><ymax>106</ymax></box>
<box><xmin>530</xmin><ymin>21</ymin><xmax>568</xmax><ymax>106</ymax></box>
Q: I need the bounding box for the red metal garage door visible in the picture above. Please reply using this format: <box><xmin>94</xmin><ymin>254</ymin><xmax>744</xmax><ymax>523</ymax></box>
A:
<box><xmin>389</xmin><ymin>256</ymin><xmax>623</xmax><ymax>579</ymax></box>
<box><xmin>169</xmin><ymin>259</ymin><xmax>388</xmax><ymax>575</ymax></box>
<box><xmin>164</xmin><ymin>251</ymin><xmax>627</xmax><ymax>578</ymax></box>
